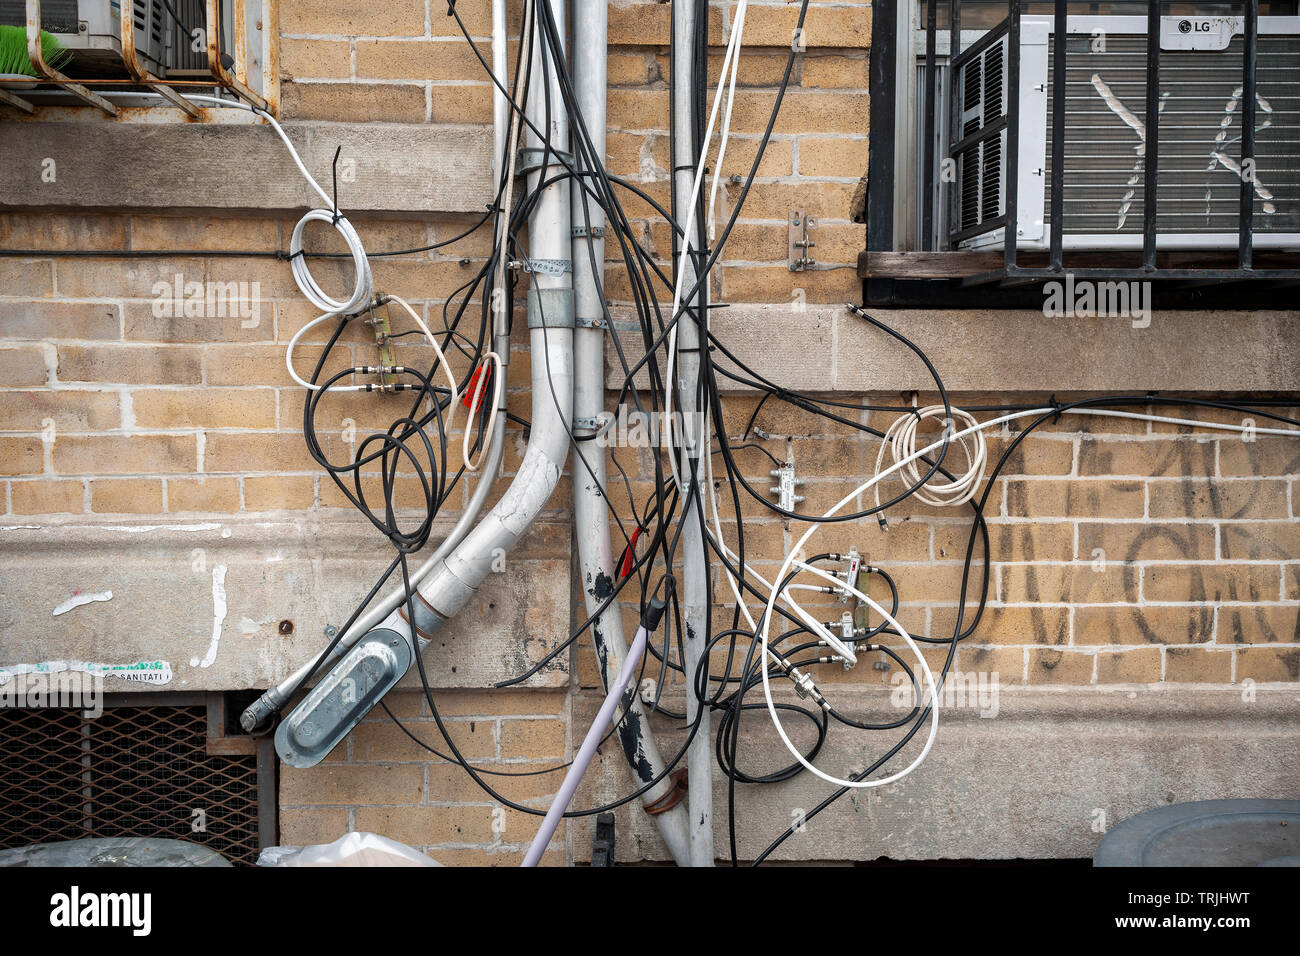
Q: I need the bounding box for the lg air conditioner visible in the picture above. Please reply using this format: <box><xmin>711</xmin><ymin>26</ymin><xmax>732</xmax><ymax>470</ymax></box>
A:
<box><xmin>949</xmin><ymin>15</ymin><xmax>1300</xmax><ymax>251</ymax></box>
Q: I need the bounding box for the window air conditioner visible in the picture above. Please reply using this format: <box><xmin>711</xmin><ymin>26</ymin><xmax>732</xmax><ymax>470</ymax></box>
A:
<box><xmin>0</xmin><ymin>0</ymin><xmax>224</xmax><ymax>77</ymax></box>
<box><xmin>950</xmin><ymin>15</ymin><xmax>1300</xmax><ymax>251</ymax></box>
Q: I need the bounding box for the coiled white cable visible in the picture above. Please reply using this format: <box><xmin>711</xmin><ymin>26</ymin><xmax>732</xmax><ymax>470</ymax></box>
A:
<box><xmin>874</xmin><ymin>404</ymin><xmax>987</xmax><ymax>510</ymax></box>
<box><xmin>288</xmin><ymin>209</ymin><xmax>372</xmax><ymax>317</ymax></box>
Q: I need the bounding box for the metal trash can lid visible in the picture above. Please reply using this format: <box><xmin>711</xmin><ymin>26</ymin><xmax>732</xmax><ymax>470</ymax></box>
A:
<box><xmin>1095</xmin><ymin>799</ymin><xmax>1300</xmax><ymax>867</ymax></box>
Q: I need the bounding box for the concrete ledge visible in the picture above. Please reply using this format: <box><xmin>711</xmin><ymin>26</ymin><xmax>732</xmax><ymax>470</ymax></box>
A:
<box><xmin>0</xmin><ymin>515</ymin><xmax>569</xmax><ymax>691</ymax></box>
<box><xmin>606</xmin><ymin>306</ymin><xmax>1300</xmax><ymax>393</ymax></box>
<box><xmin>571</xmin><ymin>685</ymin><xmax>1300</xmax><ymax>862</ymax></box>
<box><xmin>0</xmin><ymin>122</ymin><xmax>495</xmax><ymax>216</ymax></box>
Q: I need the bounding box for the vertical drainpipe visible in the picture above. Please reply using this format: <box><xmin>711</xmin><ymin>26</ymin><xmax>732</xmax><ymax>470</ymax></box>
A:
<box><xmin>569</xmin><ymin>0</ymin><xmax>693</xmax><ymax>866</ymax></box>
<box><xmin>670</xmin><ymin>0</ymin><xmax>716</xmax><ymax>867</ymax></box>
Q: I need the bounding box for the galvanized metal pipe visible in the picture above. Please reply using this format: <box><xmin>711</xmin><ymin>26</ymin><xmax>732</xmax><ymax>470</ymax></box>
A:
<box><xmin>569</xmin><ymin>0</ymin><xmax>692</xmax><ymax>866</ymax></box>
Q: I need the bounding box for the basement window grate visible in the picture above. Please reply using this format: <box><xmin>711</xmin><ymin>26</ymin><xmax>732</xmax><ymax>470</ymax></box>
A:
<box><xmin>0</xmin><ymin>693</ymin><xmax>274</xmax><ymax>866</ymax></box>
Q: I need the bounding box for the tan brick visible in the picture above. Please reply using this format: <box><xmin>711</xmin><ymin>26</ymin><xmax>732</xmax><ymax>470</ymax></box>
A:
<box><xmin>0</xmin><ymin>214</ymin><xmax>127</xmax><ymax>251</ymax></box>
<box><xmin>427</xmin><ymin>763</ymin><xmax>558</xmax><ymax>804</ymax></box>
<box><xmin>166</xmin><ymin>477</ymin><xmax>241</xmax><ymax>513</ymax></box>
<box><xmin>55</xmin><ymin>258</ymin><xmax>206</xmax><ymax>298</ymax></box>
<box><xmin>132</xmin><ymin>389</ymin><xmax>276</xmax><ymax>429</ymax></box>
<box><xmin>280</xmin><ymin>763</ymin><xmax>425</xmax><ymax>806</ymax></box>
<box><xmin>1028</xmin><ymin>647</ymin><xmax>1094</xmax><ymax>684</ymax></box>
<box><xmin>130</xmin><ymin>216</ymin><xmax>280</xmax><ymax>253</ymax></box>
<box><xmin>1219</xmin><ymin>606</ymin><xmax>1300</xmax><ymax>645</ymax></box>
<box><xmin>423</xmin><ymin>688</ymin><xmax>565</xmax><ymax>717</ymax></box>
<box><xmin>959</xmin><ymin>645</ymin><xmax>1025</xmax><ymax>682</ymax></box>
<box><xmin>53</xmin><ymin>435</ymin><xmax>196</xmax><ymax>475</ymax></box>
<box><xmin>122</xmin><ymin>301</ymin><xmax>272</xmax><ymax>343</ymax></box>
<box><xmin>357</xmin><ymin>40</ymin><xmax>482</xmax><ymax>81</ymax></box>
<box><xmin>974</xmin><ymin>521</ymin><xmax>1074</xmax><ymax>563</ymax></box>
<box><xmin>933</xmin><ymin>604</ymin><xmax>1070</xmax><ymax>646</ymax></box>
<box><xmin>206</xmin><ymin>344</ymin><xmax>352</xmax><ymax>388</ymax></box>
<box><xmin>204</xmin><ymin>433</ymin><xmax>315</xmax><ymax>474</ymax></box>
<box><xmin>0</xmin><ymin>390</ymin><xmax>120</xmax><ymax>432</ymax></box>
<box><xmin>1005</xmin><ymin>478</ymin><xmax>1145</xmax><ymax>518</ymax></box>
<box><xmin>1096</xmin><ymin>647</ymin><xmax>1162</xmax><ymax>683</ymax></box>
<box><xmin>352</xmin><ymin>719</ymin><xmax>496</xmax><ymax>762</ymax></box>
<box><xmin>243</xmin><ymin>475</ymin><xmax>316</xmax><ymax>510</ymax></box>
<box><xmin>798</xmin><ymin>137</ymin><xmax>869</xmax><ymax>178</ymax></box>
<box><xmin>281</xmin><ymin>82</ymin><xmax>427</xmax><ymax>123</ymax></box>
<box><xmin>1164</xmin><ymin>646</ymin><xmax>1234</xmax><ymax>683</ymax></box>
<box><xmin>0</xmin><ymin>259</ymin><xmax>53</xmax><ymax>296</ymax></box>
<box><xmin>0</xmin><ymin>437</ymin><xmax>44</xmax><ymax>475</ymax></box>
<box><xmin>280</xmin><ymin>38</ymin><xmax>352</xmax><ymax>80</ymax></box>
<box><xmin>984</xmin><ymin>435</ymin><xmax>1075</xmax><ymax>476</ymax></box>
<box><xmin>499</xmin><ymin>719</ymin><xmax>565</xmax><ymax>760</ymax></box>
<box><xmin>801</xmin><ymin>55</ymin><xmax>870</xmax><ymax>89</ymax></box>
<box><xmin>727</xmin><ymin>90</ymin><xmax>869</xmax><ymax>136</ymax></box>
<box><xmin>10</xmin><ymin>479</ymin><xmax>83</xmax><ymax>514</ymax></box>
<box><xmin>1149</xmin><ymin>478</ymin><xmax>1289</xmax><ymax>520</ymax></box>
<box><xmin>280</xmin><ymin>0</ymin><xmax>426</xmax><ymax>36</ymax></box>
<box><xmin>731</xmin><ymin>5</ymin><xmax>872</xmax><ymax>48</ymax></box>
<box><xmin>1074</xmin><ymin>605</ymin><xmax>1213</xmax><ymax>645</ymax></box>
<box><xmin>0</xmin><ymin>347</ymin><xmax>49</xmax><ymax>387</ymax></box>
<box><xmin>607</xmin><ymin>52</ymin><xmax>653</xmax><ymax>85</ymax></box>
<box><xmin>58</xmin><ymin>345</ymin><xmax>202</xmax><ymax>385</ymax></box>
<box><xmin>720</xmin><ymin>264</ymin><xmax>860</xmax><ymax>304</ymax></box>
<box><xmin>608</xmin><ymin>3</ymin><xmax>723</xmax><ymax>45</ymax></box>
<box><xmin>1144</xmin><ymin>563</ymin><xmax>1278</xmax><ymax>604</ymax></box>
<box><xmin>355</xmin><ymin>804</ymin><xmax>497</xmax><ymax>847</ymax></box>
<box><xmin>90</xmin><ymin>478</ymin><xmax>163</xmax><ymax>514</ymax></box>
<box><xmin>1078</xmin><ymin>522</ymin><xmax>1216</xmax><ymax>564</ymax></box>
<box><xmin>0</xmin><ymin>301</ymin><xmax>120</xmax><ymax>340</ymax></box>
<box><xmin>278</xmin><ymin>807</ymin><xmax>350</xmax><ymax>847</ymax></box>
<box><xmin>1236</xmin><ymin>647</ymin><xmax>1300</xmax><ymax>682</ymax></box>
<box><xmin>1218</xmin><ymin>438</ymin><xmax>1300</xmax><ymax>478</ymax></box>
<box><xmin>430</xmin><ymin>84</ymin><xmax>493</xmax><ymax>124</ymax></box>
<box><xmin>1077</xmin><ymin>437</ymin><xmax>1216</xmax><ymax>478</ymax></box>
<box><xmin>1000</xmin><ymin>564</ymin><xmax>1134</xmax><ymax>604</ymax></box>
<box><xmin>1220</xmin><ymin>521</ymin><xmax>1299</xmax><ymax>562</ymax></box>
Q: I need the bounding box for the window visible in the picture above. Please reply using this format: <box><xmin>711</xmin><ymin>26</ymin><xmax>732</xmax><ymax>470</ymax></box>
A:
<box><xmin>865</xmin><ymin>0</ymin><xmax>1300</xmax><ymax>300</ymax></box>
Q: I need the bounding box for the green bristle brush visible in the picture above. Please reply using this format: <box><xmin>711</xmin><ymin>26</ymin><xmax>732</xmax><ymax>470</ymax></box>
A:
<box><xmin>0</xmin><ymin>23</ymin><xmax>71</xmax><ymax>77</ymax></box>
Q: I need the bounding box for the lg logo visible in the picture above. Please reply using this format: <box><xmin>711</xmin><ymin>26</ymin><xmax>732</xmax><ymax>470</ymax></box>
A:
<box><xmin>1179</xmin><ymin>19</ymin><xmax>1192</xmax><ymax>34</ymax></box>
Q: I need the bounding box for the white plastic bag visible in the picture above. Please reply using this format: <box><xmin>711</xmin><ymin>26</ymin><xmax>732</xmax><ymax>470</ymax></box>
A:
<box><xmin>257</xmin><ymin>831</ymin><xmax>442</xmax><ymax>867</ymax></box>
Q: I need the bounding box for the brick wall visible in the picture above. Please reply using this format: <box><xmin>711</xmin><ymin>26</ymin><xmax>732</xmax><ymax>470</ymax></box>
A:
<box><xmin>0</xmin><ymin>0</ymin><xmax>1297</xmax><ymax>864</ymax></box>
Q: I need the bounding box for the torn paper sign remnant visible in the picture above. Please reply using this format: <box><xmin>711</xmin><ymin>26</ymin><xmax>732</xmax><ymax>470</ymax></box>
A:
<box><xmin>0</xmin><ymin>660</ymin><xmax>173</xmax><ymax>686</ymax></box>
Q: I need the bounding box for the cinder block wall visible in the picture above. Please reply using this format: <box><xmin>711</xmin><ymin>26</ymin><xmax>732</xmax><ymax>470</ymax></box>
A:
<box><xmin>0</xmin><ymin>0</ymin><xmax>1297</xmax><ymax>865</ymax></box>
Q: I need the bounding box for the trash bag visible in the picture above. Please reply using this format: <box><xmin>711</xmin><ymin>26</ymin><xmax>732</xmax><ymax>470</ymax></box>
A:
<box><xmin>257</xmin><ymin>831</ymin><xmax>442</xmax><ymax>867</ymax></box>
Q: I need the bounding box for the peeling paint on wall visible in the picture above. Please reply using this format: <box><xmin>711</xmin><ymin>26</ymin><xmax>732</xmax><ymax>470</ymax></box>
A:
<box><xmin>51</xmin><ymin>590</ymin><xmax>114</xmax><ymax>617</ymax></box>
<box><xmin>191</xmin><ymin>564</ymin><xmax>228</xmax><ymax>669</ymax></box>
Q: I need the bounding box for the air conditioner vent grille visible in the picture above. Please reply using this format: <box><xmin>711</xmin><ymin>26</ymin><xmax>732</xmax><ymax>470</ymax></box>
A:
<box><xmin>1044</xmin><ymin>33</ymin><xmax>1300</xmax><ymax>238</ymax></box>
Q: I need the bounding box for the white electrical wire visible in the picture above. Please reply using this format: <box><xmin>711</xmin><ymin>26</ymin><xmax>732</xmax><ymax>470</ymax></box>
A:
<box><xmin>874</xmin><ymin>404</ymin><xmax>987</xmax><ymax>510</ymax></box>
<box><xmin>664</xmin><ymin>0</ymin><xmax>750</xmax><ymax>495</ymax></box>
<box><xmin>751</xmin><ymin>403</ymin><xmax>1300</xmax><ymax>789</ymax></box>
<box><xmin>462</xmin><ymin>350</ymin><xmax>503</xmax><ymax>472</ymax></box>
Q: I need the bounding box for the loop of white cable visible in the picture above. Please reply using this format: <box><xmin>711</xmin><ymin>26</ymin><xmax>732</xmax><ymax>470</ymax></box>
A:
<box><xmin>288</xmin><ymin>209</ymin><xmax>373</xmax><ymax>317</ymax></box>
<box><xmin>462</xmin><ymin>351</ymin><xmax>503</xmax><ymax>472</ymax></box>
<box><xmin>874</xmin><ymin>404</ymin><xmax>987</xmax><ymax>510</ymax></box>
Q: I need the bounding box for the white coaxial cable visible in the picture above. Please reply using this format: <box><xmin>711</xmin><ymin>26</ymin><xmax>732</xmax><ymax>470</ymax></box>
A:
<box><xmin>874</xmin><ymin>404</ymin><xmax>986</xmax><ymax>511</ymax></box>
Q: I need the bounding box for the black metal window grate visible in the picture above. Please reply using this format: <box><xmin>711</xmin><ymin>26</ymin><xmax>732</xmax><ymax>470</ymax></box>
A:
<box><xmin>0</xmin><ymin>699</ymin><xmax>269</xmax><ymax>865</ymax></box>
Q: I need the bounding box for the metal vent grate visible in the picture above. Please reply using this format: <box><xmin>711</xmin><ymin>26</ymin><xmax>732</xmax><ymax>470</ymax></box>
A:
<box><xmin>0</xmin><ymin>696</ymin><xmax>272</xmax><ymax>866</ymax></box>
<box><xmin>953</xmin><ymin>36</ymin><xmax>1010</xmax><ymax>235</ymax></box>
